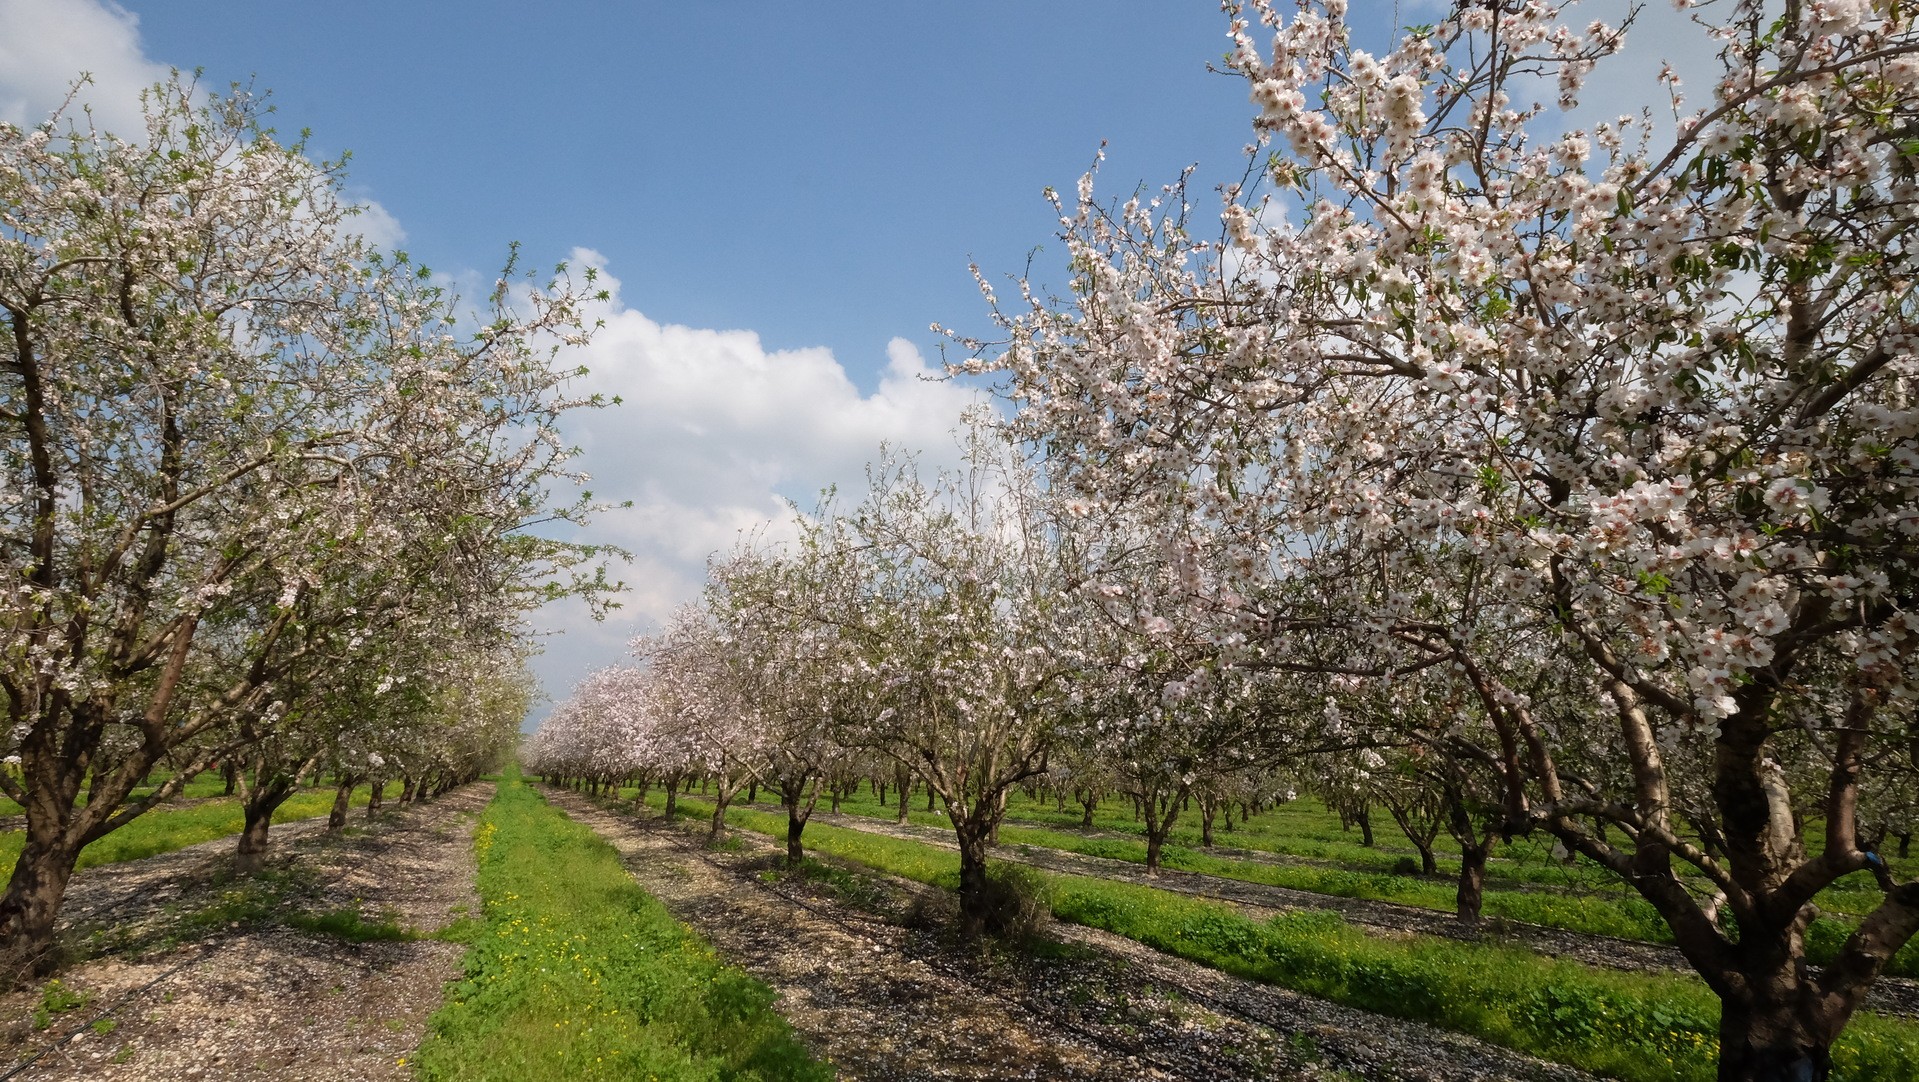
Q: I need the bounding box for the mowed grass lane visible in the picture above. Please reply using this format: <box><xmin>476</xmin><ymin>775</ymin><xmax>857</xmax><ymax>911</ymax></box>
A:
<box><xmin>413</xmin><ymin>771</ymin><xmax>828</xmax><ymax>1082</ymax></box>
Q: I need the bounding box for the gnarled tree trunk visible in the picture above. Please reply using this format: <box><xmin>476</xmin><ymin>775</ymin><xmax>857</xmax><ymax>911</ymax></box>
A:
<box><xmin>326</xmin><ymin>775</ymin><xmax>360</xmax><ymax>832</ymax></box>
<box><xmin>954</xmin><ymin>821</ymin><xmax>994</xmax><ymax>936</ymax></box>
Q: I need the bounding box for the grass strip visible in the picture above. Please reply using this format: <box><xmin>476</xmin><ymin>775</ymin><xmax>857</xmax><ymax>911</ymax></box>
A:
<box><xmin>413</xmin><ymin>771</ymin><xmax>829</xmax><ymax>1082</ymax></box>
<box><xmin>627</xmin><ymin>788</ymin><xmax>1919</xmax><ymax>1082</ymax></box>
<box><xmin>0</xmin><ymin>770</ymin><xmax>237</xmax><ymax>817</ymax></box>
<box><xmin>0</xmin><ymin>785</ymin><xmax>373</xmax><ymax>878</ymax></box>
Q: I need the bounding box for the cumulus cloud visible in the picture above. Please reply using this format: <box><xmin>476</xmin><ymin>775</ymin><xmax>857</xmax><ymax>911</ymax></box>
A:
<box><xmin>342</xmin><ymin>195</ymin><xmax>407</xmax><ymax>250</ymax></box>
<box><xmin>528</xmin><ymin>250</ymin><xmax>987</xmax><ymax>711</ymax></box>
<box><xmin>0</xmin><ymin>0</ymin><xmax>166</xmax><ymax>135</ymax></box>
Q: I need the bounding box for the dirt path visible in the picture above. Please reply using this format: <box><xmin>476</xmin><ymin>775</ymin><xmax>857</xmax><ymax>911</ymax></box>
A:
<box><xmin>550</xmin><ymin>788</ymin><xmax>1593</xmax><ymax>1082</ymax></box>
<box><xmin>798</xmin><ymin>806</ymin><xmax>1919</xmax><ymax>1020</ymax></box>
<box><xmin>0</xmin><ymin>783</ymin><xmax>490</xmax><ymax>1080</ymax></box>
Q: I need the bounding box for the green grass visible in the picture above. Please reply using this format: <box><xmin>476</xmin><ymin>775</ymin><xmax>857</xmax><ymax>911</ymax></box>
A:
<box><xmin>285</xmin><ymin>902</ymin><xmax>418</xmax><ymax>942</ymax></box>
<box><xmin>0</xmin><ymin>769</ymin><xmax>238</xmax><ymax>817</ymax></box>
<box><xmin>767</xmin><ymin>787</ymin><xmax>1919</xmax><ymax>977</ymax></box>
<box><xmin>618</xmin><ymin>787</ymin><xmax>1919</xmax><ymax>1082</ymax></box>
<box><xmin>412</xmin><ymin>770</ymin><xmax>830</xmax><ymax>1082</ymax></box>
<box><xmin>31</xmin><ymin>978</ymin><xmax>91</xmax><ymax>1030</ymax></box>
<box><xmin>0</xmin><ymin>784</ymin><xmax>373</xmax><ymax>879</ymax></box>
<box><xmin>1044</xmin><ymin>878</ymin><xmax>1919</xmax><ymax>1082</ymax></box>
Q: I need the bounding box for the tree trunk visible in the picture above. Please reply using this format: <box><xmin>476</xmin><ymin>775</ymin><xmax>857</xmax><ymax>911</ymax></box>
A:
<box><xmin>1898</xmin><ymin>831</ymin><xmax>1911</xmax><ymax>860</ymax></box>
<box><xmin>955</xmin><ymin>825</ymin><xmax>993</xmax><ymax>937</ymax></box>
<box><xmin>1413</xmin><ymin>838</ymin><xmax>1437</xmax><ymax>875</ymax></box>
<box><xmin>1081</xmin><ymin>795</ymin><xmax>1097</xmax><ymax>830</ymax></box>
<box><xmin>664</xmin><ymin>783</ymin><xmax>679</xmax><ymax>820</ymax></box>
<box><xmin>786</xmin><ymin>806</ymin><xmax>808</xmax><ymax>866</ymax></box>
<box><xmin>366</xmin><ymin>779</ymin><xmax>386</xmax><ymax>819</ymax></box>
<box><xmin>1200</xmin><ymin>797</ymin><xmax>1217</xmax><ymax>848</ymax></box>
<box><xmin>1457</xmin><ymin>842</ymin><xmax>1489</xmax><ymax>924</ymax></box>
<box><xmin>0</xmin><ymin>834</ymin><xmax>80</xmax><ymax>979</ymax></box>
<box><xmin>234</xmin><ymin>803</ymin><xmax>277</xmax><ymax>875</ymax></box>
<box><xmin>1141</xmin><ymin>788</ymin><xmax>1181</xmax><ymax>874</ymax></box>
<box><xmin>926</xmin><ymin>785</ymin><xmax>936</xmax><ymax>812</ymax></box>
<box><xmin>746</xmin><ymin>780</ymin><xmax>757</xmax><ymax>805</ymax></box>
<box><xmin>708</xmin><ymin>779</ymin><xmax>735</xmax><ymax>843</ymax></box>
<box><xmin>221</xmin><ymin>760</ymin><xmax>237</xmax><ymax>796</ymax></box>
<box><xmin>326</xmin><ymin>778</ymin><xmax>354</xmax><ymax>833</ymax></box>
<box><xmin>1358</xmin><ymin>808</ymin><xmax>1375</xmax><ymax>847</ymax></box>
<box><xmin>1715</xmin><ymin>997</ymin><xmax>1836</xmax><ymax>1082</ymax></box>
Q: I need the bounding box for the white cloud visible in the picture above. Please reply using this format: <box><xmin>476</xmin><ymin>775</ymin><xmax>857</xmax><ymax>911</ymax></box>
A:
<box><xmin>0</xmin><ymin>0</ymin><xmax>167</xmax><ymax>136</ymax></box>
<box><xmin>343</xmin><ymin>195</ymin><xmax>407</xmax><ymax>250</ymax></box>
<box><xmin>527</xmin><ymin>249</ymin><xmax>987</xmax><ymax>713</ymax></box>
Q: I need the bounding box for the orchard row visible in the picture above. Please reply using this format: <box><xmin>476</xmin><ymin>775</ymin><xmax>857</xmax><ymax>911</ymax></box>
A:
<box><xmin>0</xmin><ymin>80</ymin><xmax>611</xmax><ymax>978</ymax></box>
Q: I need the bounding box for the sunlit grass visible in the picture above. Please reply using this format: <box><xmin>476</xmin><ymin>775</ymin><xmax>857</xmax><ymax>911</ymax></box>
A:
<box><xmin>0</xmin><ymin>784</ymin><xmax>371</xmax><ymax>878</ymax></box>
<box><xmin>0</xmin><ymin>769</ymin><xmax>236</xmax><ymax>817</ymax></box>
<box><xmin>414</xmin><ymin>770</ymin><xmax>829</xmax><ymax>1082</ymax></box>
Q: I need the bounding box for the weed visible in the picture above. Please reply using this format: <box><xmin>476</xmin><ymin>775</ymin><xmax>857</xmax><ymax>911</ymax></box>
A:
<box><xmin>976</xmin><ymin>862</ymin><xmax>1051</xmax><ymax>943</ymax></box>
<box><xmin>31</xmin><ymin>979</ymin><xmax>91</xmax><ymax>1030</ymax></box>
<box><xmin>285</xmin><ymin>904</ymin><xmax>416</xmax><ymax>942</ymax></box>
<box><xmin>1287</xmin><ymin>1030</ymin><xmax>1323</xmax><ymax>1064</ymax></box>
<box><xmin>434</xmin><ymin>917</ymin><xmax>483</xmax><ymax>944</ymax></box>
<box><xmin>90</xmin><ymin>1018</ymin><xmax>116</xmax><ymax>1036</ymax></box>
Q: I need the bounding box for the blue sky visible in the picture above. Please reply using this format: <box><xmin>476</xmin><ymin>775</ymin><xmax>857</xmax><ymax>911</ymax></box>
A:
<box><xmin>0</xmin><ymin>0</ymin><xmax>1703</xmax><ymax>722</ymax></box>
<box><xmin>119</xmin><ymin>1</ymin><xmax>1279</xmax><ymax>377</ymax></box>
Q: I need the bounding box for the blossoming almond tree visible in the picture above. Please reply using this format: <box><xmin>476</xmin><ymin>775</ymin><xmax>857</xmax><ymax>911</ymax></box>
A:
<box><xmin>0</xmin><ymin>77</ymin><xmax>610</xmax><ymax>976</ymax></box>
<box><xmin>819</xmin><ymin>445</ymin><xmax>1093</xmax><ymax>934</ymax></box>
<box><xmin>705</xmin><ymin>544</ymin><xmax>870</xmax><ymax>865</ymax></box>
<box><xmin>981</xmin><ymin>1</ymin><xmax>1919</xmax><ymax>1075</ymax></box>
<box><xmin>637</xmin><ymin>606</ymin><xmax>773</xmax><ymax>843</ymax></box>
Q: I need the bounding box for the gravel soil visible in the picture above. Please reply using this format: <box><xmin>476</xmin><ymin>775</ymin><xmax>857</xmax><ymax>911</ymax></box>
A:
<box><xmin>549</xmin><ymin>787</ymin><xmax>1594</xmax><ymax>1082</ymax></box>
<box><xmin>0</xmin><ymin>783</ymin><xmax>491</xmax><ymax>1080</ymax></box>
<box><xmin>802</xmin><ymin>807</ymin><xmax>1919</xmax><ymax>1020</ymax></box>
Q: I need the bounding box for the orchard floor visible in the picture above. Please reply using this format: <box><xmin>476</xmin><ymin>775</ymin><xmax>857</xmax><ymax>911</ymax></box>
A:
<box><xmin>0</xmin><ymin>783</ymin><xmax>490</xmax><ymax>1080</ymax></box>
<box><xmin>789</xmin><ymin>804</ymin><xmax>1919</xmax><ymax>1021</ymax></box>
<box><xmin>546</xmin><ymin>788</ymin><xmax>1596</xmax><ymax>1082</ymax></box>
